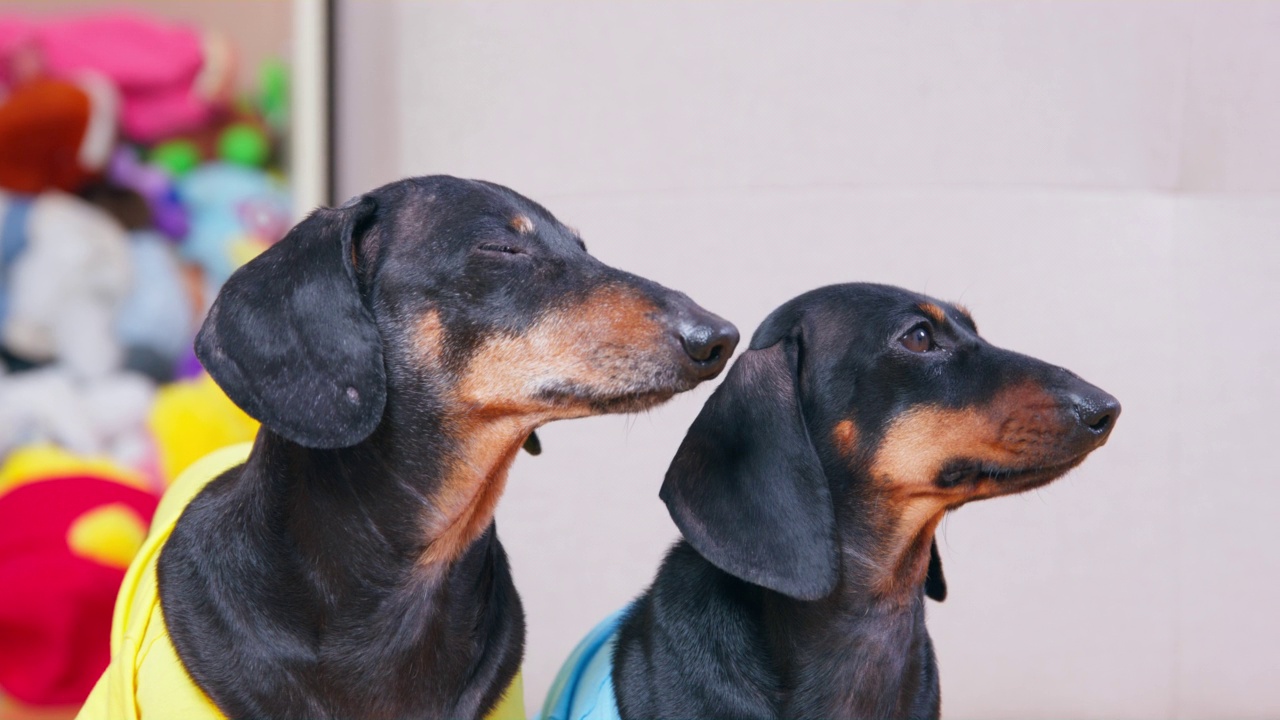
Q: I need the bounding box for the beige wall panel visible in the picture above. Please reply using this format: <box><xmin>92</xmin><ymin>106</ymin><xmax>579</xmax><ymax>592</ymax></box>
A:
<box><xmin>391</xmin><ymin>2</ymin><xmax>1187</xmax><ymax>196</ymax></box>
<box><xmin>1170</xmin><ymin>197</ymin><xmax>1280</xmax><ymax>718</ymax></box>
<box><xmin>336</xmin><ymin>2</ymin><xmax>1280</xmax><ymax>716</ymax></box>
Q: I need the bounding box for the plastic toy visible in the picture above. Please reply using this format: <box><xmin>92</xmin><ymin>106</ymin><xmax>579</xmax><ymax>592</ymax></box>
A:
<box><xmin>0</xmin><ymin>76</ymin><xmax>117</xmax><ymax>193</ymax></box>
<box><xmin>258</xmin><ymin>58</ymin><xmax>289</xmax><ymax>134</ymax></box>
<box><xmin>0</xmin><ymin>446</ymin><xmax>158</xmax><ymax>708</ymax></box>
<box><xmin>217</xmin><ymin>122</ymin><xmax>270</xmax><ymax>168</ymax></box>
<box><xmin>149</xmin><ymin>139</ymin><xmax>201</xmax><ymax>178</ymax></box>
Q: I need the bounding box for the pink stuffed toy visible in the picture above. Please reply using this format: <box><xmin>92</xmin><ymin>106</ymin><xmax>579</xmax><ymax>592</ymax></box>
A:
<box><xmin>0</xmin><ymin>13</ymin><xmax>233</xmax><ymax>142</ymax></box>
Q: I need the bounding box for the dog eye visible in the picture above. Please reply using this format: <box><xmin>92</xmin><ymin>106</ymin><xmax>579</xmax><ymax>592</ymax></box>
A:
<box><xmin>477</xmin><ymin>242</ymin><xmax>524</xmax><ymax>255</ymax></box>
<box><xmin>900</xmin><ymin>325</ymin><xmax>934</xmax><ymax>353</ymax></box>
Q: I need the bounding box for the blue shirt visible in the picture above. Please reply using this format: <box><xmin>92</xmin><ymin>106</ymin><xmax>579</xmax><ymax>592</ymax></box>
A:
<box><xmin>540</xmin><ymin>608</ymin><xmax>628</xmax><ymax>720</ymax></box>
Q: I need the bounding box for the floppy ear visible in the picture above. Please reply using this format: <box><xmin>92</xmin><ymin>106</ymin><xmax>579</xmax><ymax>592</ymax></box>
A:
<box><xmin>660</xmin><ymin>339</ymin><xmax>838</xmax><ymax>601</ymax></box>
<box><xmin>195</xmin><ymin>197</ymin><xmax>386</xmax><ymax>449</ymax></box>
<box><xmin>925</xmin><ymin>538</ymin><xmax>947</xmax><ymax>602</ymax></box>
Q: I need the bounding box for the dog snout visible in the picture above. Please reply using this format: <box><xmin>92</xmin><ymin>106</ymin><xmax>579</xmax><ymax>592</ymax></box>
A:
<box><xmin>1047</xmin><ymin>372</ymin><xmax>1120</xmax><ymax>455</ymax></box>
<box><xmin>1072</xmin><ymin>388</ymin><xmax>1121</xmax><ymax>438</ymax></box>
<box><xmin>610</xmin><ymin>270</ymin><xmax>739</xmax><ymax>382</ymax></box>
<box><xmin>1045</xmin><ymin>365</ymin><xmax>1120</xmax><ymax>446</ymax></box>
<box><xmin>678</xmin><ymin>317</ymin><xmax>739</xmax><ymax>378</ymax></box>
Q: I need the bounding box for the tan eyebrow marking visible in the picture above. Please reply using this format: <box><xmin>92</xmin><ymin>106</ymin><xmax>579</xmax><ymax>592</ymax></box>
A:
<box><xmin>509</xmin><ymin>215</ymin><xmax>534</xmax><ymax>234</ymax></box>
<box><xmin>833</xmin><ymin>419</ymin><xmax>860</xmax><ymax>457</ymax></box>
<box><xmin>917</xmin><ymin>303</ymin><xmax>947</xmax><ymax>324</ymax></box>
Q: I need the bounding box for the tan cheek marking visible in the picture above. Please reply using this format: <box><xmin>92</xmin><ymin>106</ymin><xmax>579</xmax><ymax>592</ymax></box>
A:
<box><xmin>454</xmin><ymin>286</ymin><xmax>667</xmax><ymax>414</ymax></box>
<box><xmin>865</xmin><ymin>382</ymin><xmax>1062</xmax><ymax>599</ymax></box>
<box><xmin>420</xmin><ymin>288</ymin><xmax>669</xmax><ymax>564</ymax></box>
<box><xmin>868</xmin><ymin>382</ymin><xmax>1060</xmax><ymax>490</ymax></box>
<box><xmin>833</xmin><ymin>419</ymin><xmax>860</xmax><ymax>457</ymax></box>
<box><xmin>510</xmin><ymin>215</ymin><xmax>534</xmax><ymax>234</ymax></box>
<box><xmin>413</xmin><ymin>310</ymin><xmax>445</xmax><ymax>364</ymax></box>
<box><xmin>869</xmin><ymin>405</ymin><xmax>998</xmax><ymax>490</ymax></box>
<box><xmin>917</xmin><ymin>303</ymin><xmax>947</xmax><ymax>324</ymax></box>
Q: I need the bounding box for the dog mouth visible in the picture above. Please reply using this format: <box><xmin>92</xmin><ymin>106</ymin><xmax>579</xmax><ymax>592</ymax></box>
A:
<box><xmin>937</xmin><ymin>454</ymin><xmax>1089</xmax><ymax>492</ymax></box>
<box><xmin>534</xmin><ymin>380</ymin><xmax>687</xmax><ymax>415</ymax></box>
<box><xmin>590</xmin><ymin>389</ymin><xmax>680</xmax><ymax>414</ymax></box>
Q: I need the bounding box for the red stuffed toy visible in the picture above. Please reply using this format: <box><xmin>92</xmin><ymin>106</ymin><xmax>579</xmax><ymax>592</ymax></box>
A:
<box><xmin>0</xmin><ymin>77</ymin><xmax>117</xmax><ymax>194</ymax></box>
<box><xmin>0</xmin><ymin>457</ymin><xmax>158</xmax><ymax>711</ymax></box>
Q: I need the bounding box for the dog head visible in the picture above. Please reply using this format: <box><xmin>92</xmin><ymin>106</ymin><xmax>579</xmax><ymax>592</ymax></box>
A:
<box><xmin>661</xmin><ymin>283</ymin><xmax>1119</xmax><ymax>602</ymax></box>
<box><xmin>196</xmin><ymin>176</ymin><xmax>739</xmax><ymax>450</ymax></box>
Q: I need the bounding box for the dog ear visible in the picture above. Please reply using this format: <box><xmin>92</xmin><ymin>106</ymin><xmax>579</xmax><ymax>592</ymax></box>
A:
<box><xmin>195</xmin><ymin>197</ymin><xmax>386</xmax><ymax>449</ymax></box>
<box><xmin>660</xmin><ymin>338</ymin><xmax>838</xmax><ymax>601</ymax></box>
<box><xmin>925</xmin><ymin>538</ymin><xmax>947</xmax><ymax>602</ymax></box>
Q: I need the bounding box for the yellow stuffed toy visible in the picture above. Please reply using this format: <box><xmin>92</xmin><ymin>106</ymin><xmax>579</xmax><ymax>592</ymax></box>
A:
<box><xmin>147</xmin><ymin>373</ymin><xmax>258</xmax><ymax>484</ymax></box>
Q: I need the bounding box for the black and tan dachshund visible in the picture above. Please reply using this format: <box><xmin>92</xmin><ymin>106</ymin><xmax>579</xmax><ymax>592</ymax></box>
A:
<box><xmin>149</xmin><ymin>176</ymin><xmax>738</xmax><ymax>719</ymax></box>
<box><xmin>546</xmin><ymin>283</ymin><xmax>1119</xmax><ymax>720</ymax></box>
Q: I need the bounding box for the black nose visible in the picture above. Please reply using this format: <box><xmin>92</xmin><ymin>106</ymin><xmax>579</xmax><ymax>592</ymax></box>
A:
<box><xmin>677</xmin><ymin>314</ymin><xmax>739</xmax><ymax>380</ymax></box>
<box><xmin>1073</xmin><ymin>390</ymin><xmax>1121</xmax><ymax>438</ymax></box>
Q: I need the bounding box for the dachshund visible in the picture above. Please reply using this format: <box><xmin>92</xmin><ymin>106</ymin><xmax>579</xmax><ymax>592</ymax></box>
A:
<box><xmin>543</xmin><ymin>282</ymin><xmax>1119</xmax><ymax>720</ymax></box>
<box><xmin>143</xmin><ymin>176</ymin><xmax>738</xmax><ymax>719</ymax></box>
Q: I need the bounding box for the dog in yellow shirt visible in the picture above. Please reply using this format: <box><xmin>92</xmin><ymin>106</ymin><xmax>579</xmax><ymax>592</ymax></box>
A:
<box><xmin>79</xmin><ymin>177</ymin><xmax>736</xmax><ymax>718</ymax></box>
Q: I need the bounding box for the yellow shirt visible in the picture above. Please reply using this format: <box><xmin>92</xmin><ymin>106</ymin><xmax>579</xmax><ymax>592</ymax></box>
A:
<box><xmin>76</xmin><ymin>443</ymin><xmax>525</xmax><ymax>720</ymax></box>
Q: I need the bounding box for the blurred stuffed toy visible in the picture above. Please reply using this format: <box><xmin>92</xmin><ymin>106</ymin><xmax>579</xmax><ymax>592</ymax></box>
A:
<box><xmin>177</xmin><ymin>162</ymin><xmax>289</xmax><ymax>295</ymax></box>
<box><xmin>0</xmin><ymin>13</ymin><xmax>232</xmax><ymax>143</ymax></box>
<box><xmin>105</xmin><ymin>147</ymin><xmax>188</xmax><ymax>240</ymax></box>
<box><xmin>78</xmin><ymin>177</ymin><xmax>195</xmax><ymax>383</ymax></box>
<box><xmin>0</xmin><ymin>12</ymin><xmax>283</xmax><ymax>718</ymax></box>
<box><xmin>0</xmin><ymin>447</ymin><xmax>158</xmax><ymax>713</ymax></box>
<box><xmin>0</xmin><ymin>76</ymin><xmax>117</xmax><ymax>195</ymax></box>
<box><xmin>0</xmin><ymin>190</ymin><xmax>158</xmax><ymax>469</ymax></box>
<box><xmin>114</xmin><ymin>230</ymin><xmax>193</xmax><ymax>382</ymax></box>
<box><xmin>0</xmin><ymin>191</ymin><xmax>131</xmax><ymax>379</ymax></box>
<box><xmin>0</xmin><ymin>368</ymin><xmax>155</xmax><ymax>471</ymax></box>
<box><xmin>147</xmin><ymin>373</ymin><xmax>257</xmax><ymax>485</ymax></box>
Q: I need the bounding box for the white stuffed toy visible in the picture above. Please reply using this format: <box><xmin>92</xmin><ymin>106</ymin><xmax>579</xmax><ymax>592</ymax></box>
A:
<box><xmin>0</xmin><ymin>190</ymin><xmax>155</xmax><ymax>467</ymax></box>
<box><xmin>0</xmin><ymin>190</ymin><xmax>132</xmax><ymax>379</ymax></box>
<box><xmin>0</xmin><ymin>367</ymin><xmax>154</xmax><ymax>466</ymax></box>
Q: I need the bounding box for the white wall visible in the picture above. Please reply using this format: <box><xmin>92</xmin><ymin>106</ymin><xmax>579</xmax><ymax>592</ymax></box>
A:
<box><xmin>335</xmin><ymin>3</ymin><xmax>1280</xmax><ymax>717</ymax></box>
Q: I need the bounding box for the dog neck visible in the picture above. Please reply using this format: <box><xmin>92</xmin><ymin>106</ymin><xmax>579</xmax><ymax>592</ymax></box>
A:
<box><xmin>264</xmin><ymin>408</ymin><xmax>530</xmax><ymax>576</ymax></box>
<box><xmin>767</xmin><ymin>584</ymin><xmax>936</xmax><ymax>719</ymax></box>
<box><xmin>763</xmin><ymin>469</ymin><xmax>946</xmax><ymax>717</ymax></box>
<box><xmin>158</xmin><ymin>388</ymin><xmax>528</xmax><ymax>718</ymax></box>
<box><xmin>615</xmin><ymin>537</ymin><xmax>940</xmax><ymax>720</ymax></box>
<box><xmin>843</xmin><ymin>482</ymin><xmax>950</xmax><ymax>607</ymax></box>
